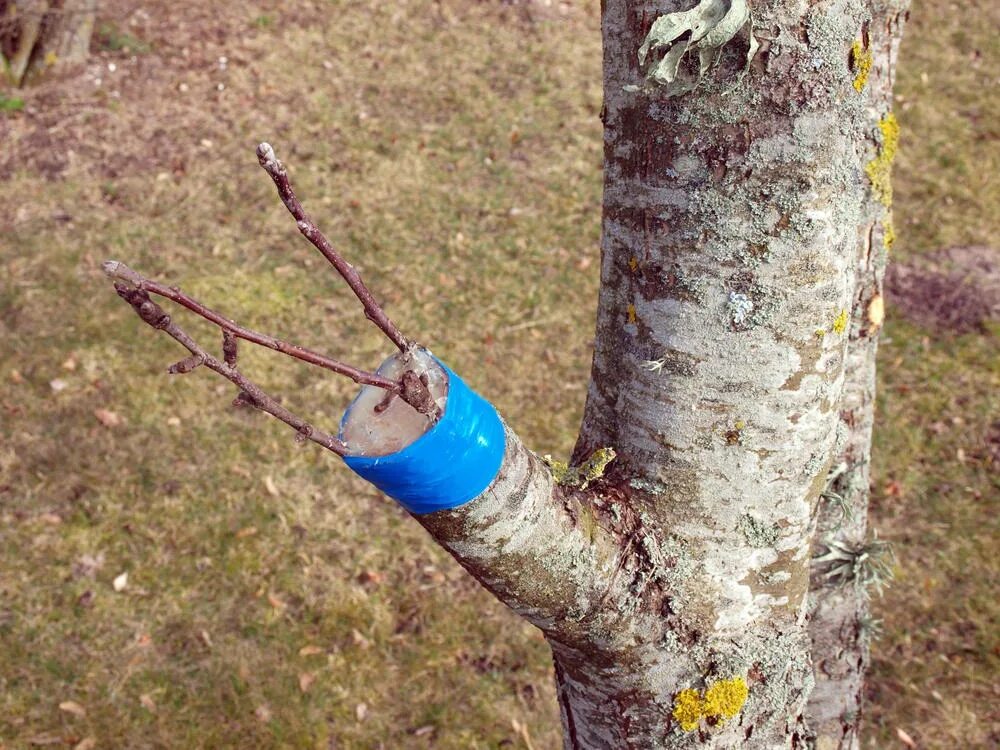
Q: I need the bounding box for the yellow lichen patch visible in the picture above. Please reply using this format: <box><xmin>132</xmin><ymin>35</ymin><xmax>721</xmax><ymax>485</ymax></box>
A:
<box><xmin>832</xmin><ymin>309</ymin><xmax>849</xmax><ymax>335</ymax></box>
<box><xmin>882</xmin><ymin>216</ymin><xmax>896</xmax><ymax>251</ymax></box>
<box><xmin>865</xmin><ymin>112</ymin><xmax>900</xmax><ymax>207</ymax></box>
<box><xmin>628</xmin><ymin>255</ymin><xmax>639</xmax><ymax>272</ymax></box>
<box><xmin>627</xmin><ymin>303</ymin><xmax>637</xmax><ymax>324</ymax></box>
<box><xmin>867</xmin><ymin>294</ymin><xmax>885</xmax><ymax>330</ymax></box>
<box><xmin>672</xmin><ymin>677</ymin><xmax>749</xmax><ymax>732</ymax></box>
<box><xmin>703</xmin><ymin>677</ymin><xmax>750</xmax><ymax>721</ymax></box>
<box><xmin>541</xmin><ymin>455</ymin><xmax>572</xmax><ymax>484</ymax></box>
<box><xmin>672</xmin><ymin>689</ymin><xmax>704</xmax><ymax>732</ymax></box>
<box><xmin>578</xmin><ymin>447</ymin><xmax>617</xmax><ymax>487</ymax></box>
<box><xmin>543</xmin><ymin>447</ymin><xmax>616</xmax><ymax>489</ymax></box>
<box><xmin>850</xmin><ymin>39</ymin><xmax>873</xmax><ymax>92</ymax></box>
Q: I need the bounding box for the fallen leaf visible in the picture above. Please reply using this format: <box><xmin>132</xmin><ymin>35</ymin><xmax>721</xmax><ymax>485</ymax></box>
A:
<box><xmin>29</xmin><ymin>735</ymin><xmax>63</xmax><ymax>746</ymax></box>
<box><xmin>298</xmin><ymin>672</ymin><xmax>315</xmax><ymax>693</ymax></box>
<box><xmin>38</xmin><ymin>512</ymin><xmax>62</xmax><ymax>525</ymax></box>
<box><xmin>299</xmin><ymin>645</ymin><xmax>324</xmax><ymax>657</ymax></box>
<box><xmin>267</xmin><ymin>592</ymin><xmax>286</xmax><ymax>611</ymax></box>
<box><xmin>58</xmin><ymin>700</ymin><xmax>86</xmax><ymax>718</ymax></box>
<box><xmin>113</xmin><ymin>572</ymin><xmax>128</xmax><ymax>592</ymax></box>
<box><xmin>49</xmin><ymin>378</ymin><xmax>68</xmax><ymax>393</ymax></box>
<box><xmin>896</xmin><ymin>727</ymin><xmax>916</xmax><ymax>748</ymax></box>
<box><xmin>94</xmin><ymin>409</ymin><xmax>123</xmax><ymax>428</ymax></box>
<box><xmin>62</xmin><ymin>356</ymin><xmax>78</xmax><ymax>371</ymax></box>
<box><xmin>355</xmin><ymin>702</ymin><xmax>368</xmax><ymax>722</ymax></box>
<box><xmin>10</xmin><ymin>369</ymin><xmax>24</xmax><ymax>383</ymax></box>
<box><xmin>255</xmin><ymin>704</ymin><xmax>272</xmax><ymax>723</ymax></box>
<box><xmin>351</xmin><ymin>629</ymin><xmax>371</xmax><ymax>649</ymax></box>
<box><xmin>166</xmin><ymin>416</ymin><xmax>181</xmax><ymax>427</ymax></box>
<box><xmin>236</xmin><ymin>526</ymin><xmax>258</xmax><ymax>539</ymax></box>
<box><xmin>200</xmin><ymin>629</ymin><xmax>213</xmax><ymax>648</ymax></box>
<box><xmin>357</xmin><ymin>570</ymin><xmax>384</xmax><ymax>586</ymax></box>
<box><xmin>884</xmin><ymin>480</ymin><xmax>904</xmax><ymax>498</ymax></box>
<box><xmin>74</xmin><ymin>738</ymin><xmax>96</xmax><ymax>750</ymax></box>
<box><xmin>413</xmin><ymin>725</ymin><xmax>435</xmax><ymax>736</ymax></box>
<box><xmin>140</xmin><ymin>693</ymin><xmax>156</xmax><ymax>712</ymax></box>
<box><xmin>263</xmin><ymin>475</ymin><xmax>279</xmax><ymax>497</ymax></box>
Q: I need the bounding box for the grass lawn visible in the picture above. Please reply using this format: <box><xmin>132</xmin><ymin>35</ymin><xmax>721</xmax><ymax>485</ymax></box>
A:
<box><xmin>1</xmin><ymin>1</ymin><xmax>996</xmax><ymax>747</ymax></box>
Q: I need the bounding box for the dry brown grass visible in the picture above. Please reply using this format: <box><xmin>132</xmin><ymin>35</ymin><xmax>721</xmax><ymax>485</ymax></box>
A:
<box><xmin>0</xmin><ymin>0</ymin><xmax>996</xmax><ymax>748</ymax></box>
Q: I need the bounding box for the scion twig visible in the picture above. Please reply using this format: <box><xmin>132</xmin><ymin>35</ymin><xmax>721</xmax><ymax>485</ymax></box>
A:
<box><xmin>102</xmin><ymin>260</ymin><xmax>403</xmax><ymax>396</ymax></box>
<box><xmin>103</xmin><ymin>145</ymin><xmax>443</xmax><ymax>452</ymax></box>
<box><xmin>111</xmin><ymin>282</ymin><xmax>347</xmax><ymax>456</ymax></box>
<box><xmin>256</xmin><ymin>142</ymin><xmax>410</xmax><ymax>352</ymax></box>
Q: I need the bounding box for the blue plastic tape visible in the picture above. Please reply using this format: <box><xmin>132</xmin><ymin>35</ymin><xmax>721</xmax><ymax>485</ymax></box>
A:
<box><xmin>340</xmin><ymin>361</ymin><xmax>506</xmax><ymax>515</ymax></box>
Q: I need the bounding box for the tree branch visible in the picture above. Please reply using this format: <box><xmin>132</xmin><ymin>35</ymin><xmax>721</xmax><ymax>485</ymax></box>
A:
<box><xmin>102</xmin><ymin>260</ymin><xmax>403</xmax><ymax>396</ymax></box>
<box><xmin>110</xmin><ymin>280</ymin><xmax>347</xmax><ymax>456</ymax></box>
<box><xmin>256</xmin><ymin>142</ymin><xmax>410</xmax><ymax>352</ymax></box>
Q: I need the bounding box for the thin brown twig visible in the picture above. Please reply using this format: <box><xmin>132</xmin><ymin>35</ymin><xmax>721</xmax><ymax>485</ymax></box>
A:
<box><xmin>255</xmin><ymin>142</ymin><xmax>410</xmax><ymax>352</ymax></box>
<box><xmin>111</xmin><ymin>281</ymin><xmax>347</xmax><ymax>456</ymax></box>
<box><xmin>102</xmin><ymin>260</ymin><xmax>402</xmax><ymax>395</ymax></box>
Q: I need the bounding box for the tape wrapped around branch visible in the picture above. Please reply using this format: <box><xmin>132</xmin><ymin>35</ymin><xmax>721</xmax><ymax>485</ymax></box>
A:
<box><xmin>340</xmin><ymin>360</ymin><xmax>506</xmax><ymax>515</ymax></box>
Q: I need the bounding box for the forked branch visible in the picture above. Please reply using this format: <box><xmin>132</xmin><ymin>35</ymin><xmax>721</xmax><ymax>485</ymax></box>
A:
<box><xmin>111</xmin><ymin>282</ymin><xmax>348</xmax><ymax>456</ymax></box>
<box><xmin>102</xmin><ymin>260</ymin><xmax>402</xmax><ymax>394</ymax></box>
<box><xmin>103</xmin><ymin>144</ymin><xmax>444</xmax><ymax>456</ymax></box>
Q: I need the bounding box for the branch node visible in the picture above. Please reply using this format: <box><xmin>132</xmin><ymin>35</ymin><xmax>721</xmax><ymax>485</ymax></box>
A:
<box><xmin>400</xmin><ymin>369</ymin><xmax>439</xmax><ymax>417</ymax></box>
<box><xmin>232</xmin><ymin>391</ymin><xmax>257</xmax><ymax>408</ymax></box>
<box><xmin>168</xmin><ymin>355</ymin><xmax>205</xmax><ymax>375</ymax></box>
<box><xmin>295</xmin><ymin>424</ymin><xmax>313</xmax><ymax>444</ymax></box>
<box><xmin>222</xmin><ymin>330</ymin><xmax>238</xmax><ymax>366</ymax></box>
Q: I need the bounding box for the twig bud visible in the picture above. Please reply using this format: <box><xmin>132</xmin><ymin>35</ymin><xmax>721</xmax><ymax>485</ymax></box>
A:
<box><xmin>256</xmin><ymin>142</ymin><xmax>280</xmax><ymax>172</ymax></box>
<box><xmin>222</xmin><ymin>330</ymin><xmax>238</xmax><ymax>366</ymax></box>
<box><xmin>102</xmin><ymin>260</ymin><xmax>143</xmax><ymax>286</ymax></box>
<box><xmin>168</xmin><ymin>355</ymin><xmax>204</xmax><ymax>374</ymax></box>
<box><xmin>232</xmin><ymin>391</ymin><xmax>256</xmax><ymax>408</ymax></box>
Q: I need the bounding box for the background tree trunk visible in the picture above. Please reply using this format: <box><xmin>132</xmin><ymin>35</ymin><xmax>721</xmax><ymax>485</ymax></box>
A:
<box><xmin>1</xmin><ymin>0</ymin><xmax>96</xmax><ymax>86</ymax></box>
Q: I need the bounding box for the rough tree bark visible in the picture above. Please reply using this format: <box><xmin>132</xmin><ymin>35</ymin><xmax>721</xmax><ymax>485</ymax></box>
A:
<box><xmin>0</xmin><ymin>0</ymin><xmax>96</xmax><ymax>86</ymax></box>
<box><xmin>105</xmin><ymin>1</ymin><xmax>910</xmax><ymax>747</ymax></box>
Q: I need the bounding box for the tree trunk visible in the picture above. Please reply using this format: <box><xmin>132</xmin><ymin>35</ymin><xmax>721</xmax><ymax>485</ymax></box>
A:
<box><xmin>1</xmin><ymin>0</ymin><xmax>96</xmax><ymax>86</ymax></box>
<box><xmin>805</xmin><ymin>3</ymin><xmax>907</xmax><ymax>748</ymax></box>
<box><xmin>405</xmin><ymin>0</ymin><xmax>912</xmax><ymax>746</ymax></box>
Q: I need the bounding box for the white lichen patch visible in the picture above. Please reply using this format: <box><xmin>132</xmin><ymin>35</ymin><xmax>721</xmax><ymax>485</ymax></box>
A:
<box><xmin>637</xmin><ymin>0</ymin><xmax>759</xmax><ymax>96</ymax></box>
<box><xmin>727</xmin><ymin>291</ymin><xmax>754</xmax><ymax>326</ymax></box>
